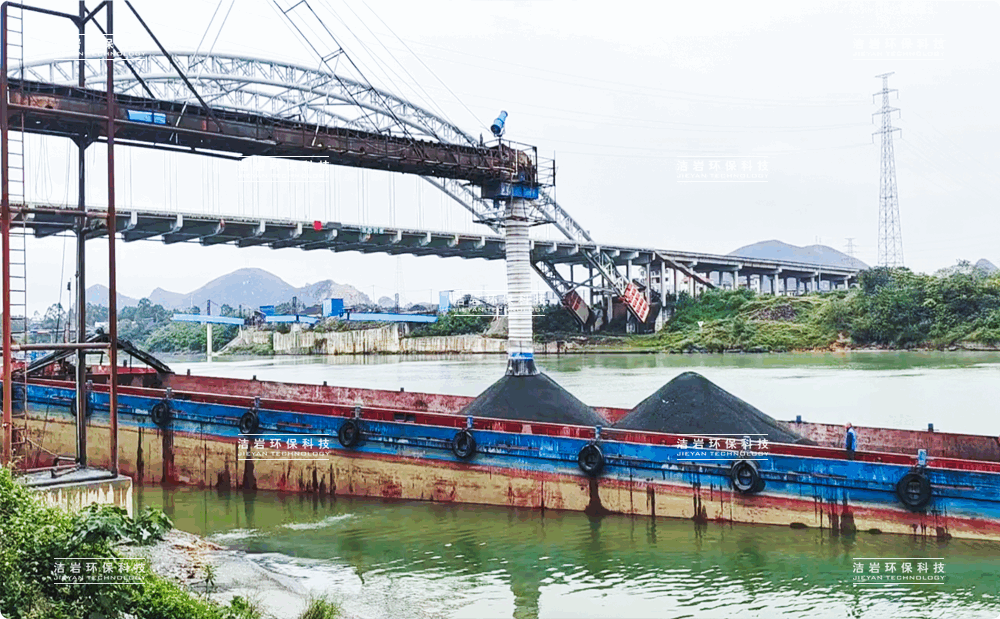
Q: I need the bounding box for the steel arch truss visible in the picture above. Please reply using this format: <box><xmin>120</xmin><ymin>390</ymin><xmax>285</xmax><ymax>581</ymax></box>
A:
<box><xmin>17</xmin><ymin>52</ymin><xmax>642</xmax><ymax>324</ymax></box>
<box><xmin>19</xmin><ymin>52</ymin><xmax>474</xmax><ymax>145</ymax></box>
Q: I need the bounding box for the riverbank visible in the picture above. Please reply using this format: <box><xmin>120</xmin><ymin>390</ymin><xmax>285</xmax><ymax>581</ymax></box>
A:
<box><xmin>217</xmin><ymin>267</ymin><xmax>1000</xmax><ymax>356</ymax></box>
<box><xmin>121</xmin><ymin>529</ymin><xmax>335</xmax><ymax>619</ymax></box>
<box><xmin>219</xmin><ymin>326</ymin><xmax>1000</xmax><ymax>357</ymax></box>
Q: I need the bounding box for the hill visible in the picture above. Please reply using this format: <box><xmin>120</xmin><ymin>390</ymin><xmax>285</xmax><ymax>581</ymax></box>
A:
<box><xmin>975</xmin><ymin>258</ymin><xmax>998</xmax><ymax>275</ymax></box>
<box><xmin>86</xmin><ymin>285</ymin><xmax>139</xmax><ymax>308</ymax></box>
<box><xmin>147</xmin><ymin>287</ymin><xmax>189</xmax><ymax>309</ymax></box>
<box><xmin>141</xmin><ymin>268</ymin><xmax>371</xmax><ymax>310</ymax></box>
<box><xmin>728</xmin><ymin>240</ymin><xmax>868</xmax><ymax>270</ymax></box>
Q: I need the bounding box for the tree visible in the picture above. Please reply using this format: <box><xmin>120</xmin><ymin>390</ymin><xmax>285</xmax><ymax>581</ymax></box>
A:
<box><xmin>40</xmin><ymin>303</ymin><xmax>67</xmax><ymax>330</ymax></box>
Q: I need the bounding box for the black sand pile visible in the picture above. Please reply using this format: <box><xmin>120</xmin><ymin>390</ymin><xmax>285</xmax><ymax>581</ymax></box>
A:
<box><xmin>613</xmin><ymin>372</ymin><xmax>814</xmax><ymax>445</ymax></box>
<box><xmin>461</xmin><ymin>373</ymin><xmax>607</xmax><ymax>427</ymax></box>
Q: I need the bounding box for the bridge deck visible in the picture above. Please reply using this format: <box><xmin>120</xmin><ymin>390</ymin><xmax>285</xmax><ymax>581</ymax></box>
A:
<box><xmin>21</xmin><ymin>204</ymin><xmax>859</xmax><ymax>280</ymax></box>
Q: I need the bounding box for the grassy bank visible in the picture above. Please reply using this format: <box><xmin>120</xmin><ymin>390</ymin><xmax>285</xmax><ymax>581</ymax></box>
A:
<box><xmin>0</xmin><ymin>465</ymin><xmax>306</xmax><ymax>619</ymax></box>
<box><xmin>629</xmin><ymin>265</ymin><xmax>1000</xmax><ymax>353</ymax></box>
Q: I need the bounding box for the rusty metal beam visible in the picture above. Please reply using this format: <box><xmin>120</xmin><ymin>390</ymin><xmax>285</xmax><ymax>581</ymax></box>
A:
<box><xmin>10</xmin><ymin>205</ymin><xmax>103</xmax><ymax>217</ymax></box>
<box><xmin>6</xmin><ymin>81</ymin><xmax>534</xmax><ymax>185</ymax></box>
<box><xmin>105</xmin><ymin>0</ymin><xmax>118</xmax><ymax>478</ymax></box>
<box><xmin>13</xmin><ymin>342</ymin><xmax>111</xmax><ymax>351</ymax></box>
<box><xmin>76</xmin><ymin>0</ymin><xmax>88</xmax><ymax>468</ymax></box>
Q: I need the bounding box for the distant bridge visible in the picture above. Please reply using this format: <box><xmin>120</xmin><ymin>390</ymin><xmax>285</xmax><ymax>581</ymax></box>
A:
<box><xmin>20</xmin><ymin>200</ymin><xmax>860</xmax><ymax>296</ymax></box>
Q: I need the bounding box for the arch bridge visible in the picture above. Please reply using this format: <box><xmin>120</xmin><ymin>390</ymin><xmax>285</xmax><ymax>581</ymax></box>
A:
<box><xmin>12</xmin><ymin>52</ymin><xmax>859</xmax><ymax>331</ymax></box>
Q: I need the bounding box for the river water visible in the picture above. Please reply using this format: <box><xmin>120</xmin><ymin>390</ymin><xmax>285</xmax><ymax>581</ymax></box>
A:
<box><xmin>151</xmin><ymin>352</ymin><xmax>1000</xmax><ymax>619</ymax></box>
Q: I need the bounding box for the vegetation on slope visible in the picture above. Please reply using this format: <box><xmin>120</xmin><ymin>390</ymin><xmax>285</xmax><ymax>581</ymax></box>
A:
<box><xmin>0</xmin><ymin>465</ymin><xmax>258</xmax><ymax>619</ymax></box>
<box><xmin>408</xmin><ymin>305</ymin><xmax>580</xmax><ymax>339</ymax></box>
<box><xmin>409</xmin><ymin>307</ymin><xmax>494</xmax><ymax>337</ymax></box>
<box><xmin>633</xmin><ymin>264</ymin><xmax>1000</xmax><ymax>352</ymax></box>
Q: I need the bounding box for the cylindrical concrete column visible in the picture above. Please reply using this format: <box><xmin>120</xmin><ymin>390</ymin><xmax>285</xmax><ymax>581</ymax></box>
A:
<box><xmin>505</xmin><ymin>199</ymin><xmax>536</xmax><ymax>376</ymax></box>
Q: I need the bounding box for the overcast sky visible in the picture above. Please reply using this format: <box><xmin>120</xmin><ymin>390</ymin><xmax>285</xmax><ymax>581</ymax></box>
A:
<box><xmin>14</xmin><ymin>0</ymin><xmax>1000</xmax><ymax>313</ymax></box>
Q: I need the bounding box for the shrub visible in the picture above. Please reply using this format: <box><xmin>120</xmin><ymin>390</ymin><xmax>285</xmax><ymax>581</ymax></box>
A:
<box><xmin>298</xmin><ymin>596</ymin><xmax>342</xmax><ymax>619</ymax></box>
<box><xmin>0</xmin><ymin>466</ymin><xmax>255</xmax><ymax>619</ymax></box>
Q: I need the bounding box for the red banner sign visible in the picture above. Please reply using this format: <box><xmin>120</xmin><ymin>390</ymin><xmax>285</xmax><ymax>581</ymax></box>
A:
<box><xmin>622</xmin><ymin>283</ymin><xmax>650</xmax><ymax>322</ymax></box>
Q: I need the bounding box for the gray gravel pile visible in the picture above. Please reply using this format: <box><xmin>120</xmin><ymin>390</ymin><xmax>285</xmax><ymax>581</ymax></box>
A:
<box><xmin>461</xmin><ymin>373</ymin><xmax>607</xmax><ymax>427</ymax></box>
<box><xmin>613</xmin><ymin>371</ymin><xmax>814</xmax><ymax>445</ymax></box>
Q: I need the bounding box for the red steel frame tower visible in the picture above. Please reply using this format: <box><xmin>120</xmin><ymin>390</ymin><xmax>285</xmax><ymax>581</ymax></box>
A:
<box><xmin>1</xmin><ymin>0</ymin><xmax>119</xmax><ymax>476</ymax></box>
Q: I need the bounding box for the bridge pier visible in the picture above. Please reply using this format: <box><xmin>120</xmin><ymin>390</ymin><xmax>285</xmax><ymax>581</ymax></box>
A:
<box><xmin>655</xmin><ymin>259</ymin><xmax>668</xmax><ymax>331</ymax></box>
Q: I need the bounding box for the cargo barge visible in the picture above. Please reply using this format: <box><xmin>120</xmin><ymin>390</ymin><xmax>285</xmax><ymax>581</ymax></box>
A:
<box><xmin>9</xmin><ymin>354</ymin><xmax>1000</xmax><ymax>543</ymax></box>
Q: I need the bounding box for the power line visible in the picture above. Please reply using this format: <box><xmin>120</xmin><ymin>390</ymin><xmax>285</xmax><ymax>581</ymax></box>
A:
<box><xmin>354</xmin><ymin>0</ymin><xmax>488</xmax><ymax>135</ymax></box>
<box><xmin>403</xmin><ymin>39</ymin><xmax>870</xmax><ymax>109</ymax></box>
<box><xmin>326</xmin><ymin>0</ymin><xmax>466</xmax><ymax>135</ymax></box>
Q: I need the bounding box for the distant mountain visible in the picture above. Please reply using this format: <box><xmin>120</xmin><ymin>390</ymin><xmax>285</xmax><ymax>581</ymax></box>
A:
<box><xmin>297</xmin><ymin>280</ymin><xmax>371</xmax><ymax>308</ymax></box>
<box><xmin>140</xmin><ymin>268</ymin><xmax>371</xmax><ymax>311</ymax></box>
<box><xmin>728</xmin><ymin>240</ymin><xmax>869</xmax><ymax>270</ymax></box>
<box><xmin>148</xmin><ymin>287</ymin><xmax>189</xmax><ymax>309</ymax></box>
<box><xmin>86</xmin><ymin>285</ymin><xmax>139</xmax><ymax>308</ymax></box>
<box><xmin>975</xmin><ymin>258</ymin><xmax>998</xmax><ymax>275</ymax></box>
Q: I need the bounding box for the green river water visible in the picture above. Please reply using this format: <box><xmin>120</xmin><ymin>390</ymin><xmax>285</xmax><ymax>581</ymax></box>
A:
<box><xmin>149</xmin><ymin>352</ymin><xmax>1000</xmax><ymax>619</ymax></box>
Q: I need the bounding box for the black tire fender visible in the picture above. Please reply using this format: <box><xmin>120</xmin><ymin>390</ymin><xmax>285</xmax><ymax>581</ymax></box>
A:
<box><xmin>578</xmin><ymin>442</ymin><xmax>604</xmax><ymax>477</ymax></box>
<box><xmin>239</xmin><ymin>409</ymin><xmax>260</xmax><ymax>435</ymax></box>
<box><xmin>150</xmin><ymin>401</ymin><xmax>171</xmax><ymax>427</ymax></box>
<box><xmin>731</xmin><ymin>459</ymin><xmax>764</xmax><ymax>494</ymax></box>
<box><xmin>69</xmin><ymin>397</ymin><xmax>91</xmax><ymax>418</ymax></box>
<box><xmin>896</xmin><ymin>471</ymin><xmax>932</xmax><ymax>511</ymax></box>
<box><xmin>149</xmin><ymin>400</ymin><xmax>173</xmax><ymax>428</ymax></box>
<box><xmin>338</xmin><ymin>419</ymin><xmax>361</xmax><ymax>448</ymax></box>
<box><xmin>452</xmin><ymin>429</ymin><xmax>477</xmax><ymax>460</ymax></box>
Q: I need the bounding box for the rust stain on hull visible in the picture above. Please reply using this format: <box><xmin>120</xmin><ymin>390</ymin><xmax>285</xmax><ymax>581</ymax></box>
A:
<box><xmin>160</xmin><ymin>426</ymin><xmax>176</xmax><ymax>486</ymax></box>
<box><xmin>584</xmin><ymin>477</ymin><xmax>610</xmax><ymax>516</ymax></box>
<box><xmin>692</xmin><ymin>483</ymin><xmax>709</xmax><ymax>524</ymax></box>
<box><xmin>18</xmin><ymin>415</ymin><xmax>1000</xmax><ymax>542</ymax></box>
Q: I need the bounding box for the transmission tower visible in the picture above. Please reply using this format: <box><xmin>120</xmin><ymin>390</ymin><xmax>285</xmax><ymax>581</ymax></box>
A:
<box><xmin>873</xmin><ymin>73</ymin><xmax>904</xmax><ymax>267</ymax></box>
<box><xmin>845</xmin><ymin>238</ymin><xmax>856</xmax><ymax>258</ymax></box>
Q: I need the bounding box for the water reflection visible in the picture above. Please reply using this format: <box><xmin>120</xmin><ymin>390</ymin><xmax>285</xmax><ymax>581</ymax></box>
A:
<box><xmin>137</xmin><ymin>487</ymin><xmax>1000</xmax><ymax>619</ymax></box>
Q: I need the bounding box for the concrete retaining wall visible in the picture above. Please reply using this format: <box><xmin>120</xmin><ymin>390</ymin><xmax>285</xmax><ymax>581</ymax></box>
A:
<box><xmin>27</xmin><ymin>472</ymin><xmax>134</xmax><ymax>517</ymax></box>
<box><xmin>401</xmin><ymin>334</ymin><xmax>505</xmax><ymax>354</ymax></box>
<box><xmin>267</xmin><ymin>324</ymin><xmax>573</xmax><ymax>355</ymax></box>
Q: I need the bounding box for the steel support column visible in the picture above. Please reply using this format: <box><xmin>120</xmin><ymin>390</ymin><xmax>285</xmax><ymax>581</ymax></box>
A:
<box><xmin>642</xmin><ymin>261</ymin><xmax>649</xmax><ymax>303</ymax></box>
<box><xmin>75</xmin><ymin>0</ymin><xmax>87</xmax><ymax>467</ymax></box>
<box><xmin>105</xmin><ymin>0</ymin><xmax>119</xmax><ymax>477</ymax></box>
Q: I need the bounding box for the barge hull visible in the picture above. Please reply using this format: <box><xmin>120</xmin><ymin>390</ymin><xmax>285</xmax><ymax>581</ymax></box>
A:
<box><xmin>17</xmin><ymin>381</ymin><xmax>1000</xmax><ymax>542</ymax></box>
